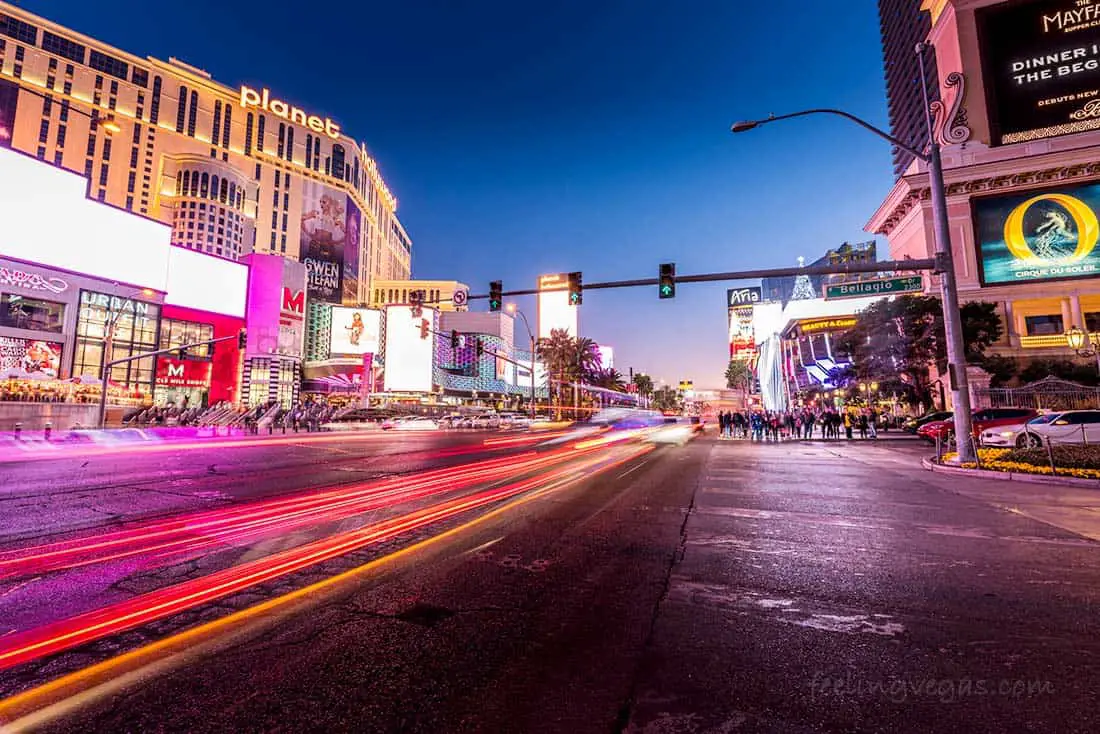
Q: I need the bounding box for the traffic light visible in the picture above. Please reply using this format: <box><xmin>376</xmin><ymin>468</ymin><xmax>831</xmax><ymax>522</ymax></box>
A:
<box><xmin>659</xmin><ymin>262</ymin><xmax>676</xmax><ymax>299</ymax></box>
<box><xmin>450</xmin><ymin>329</ymin><xmax>460</xmax><ymax>350</ymax></box>
<box><xmin>489</xmin><ymin>281</ymin><xmax>503</xmax><ymax>312</ymax></box>
<box><xmin>410</xmin><ymin>290</ymin><xmax>422</xmax><ymax>318</ymax></box>
<box><xmin>567</xmin><ymin>271</ymin><xmax>582</xmax><ymax>306</ymax></box>
<box><xmin>177</xmin><ymin>347</ymin><xmax>188</xmax><ymax>359</ymax></box>
<box><xmin>237</xmin><ymin>329</ymin><xmax>247</xmax><ymax>349</ymax></box>
<box><xmin>420</xmin><ymin>318</ymin><xmax>430</xmax><ymax>340</ymax></box>
<box><xmin>476</xmin><ymin>338</ymin><xmax>484</xmax><ymax>358</ymax></box>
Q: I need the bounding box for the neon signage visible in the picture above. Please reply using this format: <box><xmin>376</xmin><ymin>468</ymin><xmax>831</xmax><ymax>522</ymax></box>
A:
<box><xmin>0</xmin><ymin>266</ymin><xmax>68</xmax><ymax>294</ymax></box>
<box><xmin>239</xmin><ymin>86</ymin><xmax>341</xmax><ymax>139</ymax></box>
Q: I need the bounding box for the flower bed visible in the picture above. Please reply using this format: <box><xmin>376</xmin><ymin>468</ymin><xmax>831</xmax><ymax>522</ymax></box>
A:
<box><xmin>941</xmin><ymin>446</ymin><xmax>1100</xmax><ymax>480</ymax></box>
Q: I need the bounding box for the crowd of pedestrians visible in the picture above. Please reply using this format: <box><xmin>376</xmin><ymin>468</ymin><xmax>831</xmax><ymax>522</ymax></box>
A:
<box><xmin>715</xmin><ymin>407</ymin><xmax>889</xmax><ymax>441</ymax></box>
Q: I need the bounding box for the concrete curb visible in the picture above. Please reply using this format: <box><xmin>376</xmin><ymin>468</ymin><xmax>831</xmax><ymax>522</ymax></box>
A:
<box><xmin>921</xmin><ymin>456</ymin><xmax>1100</xmax><ymax>488</ymax></box>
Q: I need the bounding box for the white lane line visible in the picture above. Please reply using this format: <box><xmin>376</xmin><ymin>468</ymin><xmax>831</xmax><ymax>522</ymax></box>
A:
<box><xmin>617</xmin><ymin>459</ymin><xmax>651</xmax><ymax>480</ymax></box>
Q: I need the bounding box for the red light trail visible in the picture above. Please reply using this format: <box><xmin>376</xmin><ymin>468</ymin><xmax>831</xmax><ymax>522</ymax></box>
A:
<box><xmin>0</xmin><ymin>443</ymin><xmax>651</xmax><ymax>672</ymax></box>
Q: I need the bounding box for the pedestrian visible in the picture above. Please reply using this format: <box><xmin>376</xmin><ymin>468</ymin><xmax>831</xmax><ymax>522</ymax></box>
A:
<box><xmin>858</xmin><ymin>412</ymin><xmax>868</xmax><ymax>440</ymax></box>
<box><xmin>803</xmin><ymin>411</ymin><xmax>815</xmax><ymax>440</ymax></box>
<box><xmin>843</xmin><ymin>411</ymin><xmax>853</xmax><ymax>440</ymax></box>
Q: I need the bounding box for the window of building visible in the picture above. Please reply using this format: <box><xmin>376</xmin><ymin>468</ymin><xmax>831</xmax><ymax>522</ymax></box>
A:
<box><xmin>175</xmin><ymin>85</ymin><xmax>187</xmax><ymax>133</ymax></box>
<box><xmin>211</xmin><ymin>100</ymin><xmax>222</xmax><ymax>146</ymax></box>
<box><xmin>74</xmin><ymin>291</ymin><xmax>160</xmax><ymax>392</ymax></box>
<box><xmin>220</xmin><ymin>178</ymin><xmax>228</xmax><ymax>203</ymax></box>
<box><xmin>53</xmin><ymin>151</ymin><xmax>62</xmax><ymax>166</ymax></box>
<box><xmin>0</xmin><ymin>14</ymin><xmax>37</xmax><ymax>44</ymax></box>
<box><xmin>221</xmin><ymin>105</ymin><xmax>231</xmax><ymax>148</ymax></box>
<box><xmin>257</xmin><ymin>115</ymin><xmax>265</xmax><ymax>152</ymax></box>
<box><xmin>200</xmin><ymin>172</ymin><xmax>209</xmax><ymax>198</ymax></box>
<box><xmin>159</xmin><ymin>319</ymin><xmax>214</xmax><ymax>358</ymax></box>
<box><xmin>285</xmin><ymin>127</ymin><xmax>294</xmax><ymax>162</ymax></box>
<box><xmin>37</xmin><ymin>118</ymin><xmax>48</xmax><ymax>144</ymax></box>
<box><xmin>1025</xmin><ymin>315</ymin><xmax>1064</xmax><ymax>336</ymax></box>
<box><xmin>89</xmin><ymin>49</ymin><xmax>128</xmax><ymax>81</ymax></box>
<box><xmin>150</xmin><ymin>76</ymin><xmax>162</xmax><ymax>124</ymax></box>
<box><xmin>187</xmin><ymin>90</ymin><xmax>198</xmax><ymax>137</ymax></box>
<box><xmin>0</xmin><ymin>293</ymin><xmax>65</xmax><ymax>333</ymax></box>
<box><xmin>98</xmin><ymin>165</ymin><xmax>109</xmax><ymax>186</ymax></box>
<box><xmin>1085</xmin><ymin>313</ymin><xmax>1100</xmax><ymax>333</ymax></box>
<box><xmin>331</xmin><ymin>145</ymin><xmax>345</xmax><ymax>181</ymax></box>
<box><xmin>41</xmin><ymin>31</ymin><xmax>84</xmax><ymax>64</ymax></box>
<box><xmin>277</xmin><ymin>123</ymin><xmax>285</xmax><ymax>158</ymax></box>
<box><xmin>312</xmin><ymin>137</ymin><xmax>320</xmax><ymax>171</ymax></box>
<box><xmin>59</xmin><ymin>99</ymin><xmax>69</xmax><ymax>122</ymax></box>
<box><xmin>305</xmin><ymin>133</ymin><xmax>313</xmax><ymax>168</ymax></box>
<box><xmin>132</xmin><ymin>67</ymin><xmax>148</xmax><ymax>88</ymax></box>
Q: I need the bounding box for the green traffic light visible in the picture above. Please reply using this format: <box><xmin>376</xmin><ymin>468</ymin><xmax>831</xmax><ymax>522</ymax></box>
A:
<box><xmin>661</xmin><ymin>285</ymin><xmax>672</xmax><ymax>295</ymax></box>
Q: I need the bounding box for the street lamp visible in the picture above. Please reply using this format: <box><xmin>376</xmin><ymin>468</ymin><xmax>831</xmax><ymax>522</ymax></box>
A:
<box><xmin>506</xmin><ymin>302</ymin><xmax>537</xmax><ymax>419</ymax></box>
<box><xmin>97</xmin><ymin>287</ymin><xmax>156</xmax><ymax>429</ymax></box>
<box><xmin>729</xmin><ymin>43</ymin><xmax>977</xmax><ymax>462</ymax></box>
<box><xmin>1066</xmin><ymin>325</ymin><xmax>1100</xmax><ymax>373</ymax></box>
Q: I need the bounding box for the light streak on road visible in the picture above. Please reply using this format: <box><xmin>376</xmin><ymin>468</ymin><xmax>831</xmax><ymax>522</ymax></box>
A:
<box><xmin>0</xmin><ymin>447</ymin><xmax>585</xmax><ymax>581</ymax></box>
<box><xmin>0</xmin><ymin>443</ymin><xmax>653</xmax><ymax>731</ymax></box>
<box><xmin>0</xmin><ymin>444</ymin><xmax>650</xmax><ymax>674</ymax></box>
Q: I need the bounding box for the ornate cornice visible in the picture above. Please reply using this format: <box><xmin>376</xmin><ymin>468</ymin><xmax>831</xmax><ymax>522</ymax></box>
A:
<box><xmin>875</xmin><ymin>161</ymin><xmax>1100</xmax><ymax>235</ymax></box>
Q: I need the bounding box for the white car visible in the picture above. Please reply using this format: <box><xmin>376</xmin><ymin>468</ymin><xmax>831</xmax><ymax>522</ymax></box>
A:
<box><xmin>980</xmin><ymin>422</ymin><xmax>1032</xmax><ymax>448</ymax></box>
<box><xmin>1012</xmin><ymin>410</ymin><xmax>1100</xmax><ymax>448</ymax></box>
<box><xmin>394</xmin><ymin>416</ymin><xmax>440</xmax><ymax>431</ymax></box>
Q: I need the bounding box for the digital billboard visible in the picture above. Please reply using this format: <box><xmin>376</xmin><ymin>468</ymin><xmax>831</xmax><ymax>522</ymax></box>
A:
<box><xmin>978</xmin><ymin>0</ymin><xmax>1100</xmax><ymax>144</ymax></box>
<box><xmin>0</xmin><ymin>337</ymin><xmax>63</xmax><ymax>378</ymax></box>
<box><xmin>973</xmin><ymin>182</ymin><xmax>1100</xmax><ymax>285</ymax></box>
<box><xmin>164</xmin><ymin>246</ymin><xmax>247</xmax><ymax>318</ymax></box>
<box><xmin>729</xmin><ymin>305</ymin><xmax>756</xmax><ymax>360</ymax></box>
<box><xmin>330</xmin><ymin>307</ymin><xmax>381</xmax><ymax>356</ymax></box>
<box><xmin>342</xmin><ymin>197</ymin><xmax>362</xmax><ymax>305</ymax></box>
<box><xmin>383</xmin><ymin>306</ymin><xmax>434</xmax><ymax>393</ymax></box>
<box><xmin>300</xmin><ymin>180</ymin><xmax>347</xmax><ymax>303</ymax></box>
<box><xmin>537</xmin><ymin>273</ymin><xmax>577</xmax><ymax>339</ymax></box>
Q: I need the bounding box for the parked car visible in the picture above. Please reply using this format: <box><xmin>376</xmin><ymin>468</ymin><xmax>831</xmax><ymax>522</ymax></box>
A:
<box><xmin>437</xmin><ymin>414</ymin><xmax>465</xmax><ymax>429</ymax></box>
<box><xmin>320</xmin><ymin>410</ymin><xmax>383</xmax><ymax>431</ymax></box>
<box><xmin>1012</xmin><ymin>410</ymin><xmax>1100</xmax><ymax>448</ymax></box>
<box><xmin>902</xmin><ymin>411</ymin><xmax>953</xmax><ymax>434</ymax></box>
<box><xmin>918</xmin><ymin>408</ymin><xmax>1039</xmax><ymax>443</ymax></box>
<box><xmin>394</xmin><ymin>416</ymin><xmax>440</xmax><ymax>431</ymax></box>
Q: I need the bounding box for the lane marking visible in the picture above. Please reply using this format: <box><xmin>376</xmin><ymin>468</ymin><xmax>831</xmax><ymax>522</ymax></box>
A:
<box><xmin>617</xmin><ymin>459</ymin><xmax>651</xmax><ymax>480</ymax></box>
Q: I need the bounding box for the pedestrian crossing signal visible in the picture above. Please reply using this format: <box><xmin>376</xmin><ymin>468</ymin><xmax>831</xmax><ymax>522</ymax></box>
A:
<box><xmin>659</xmin><ymin>263</ymin><xmax>676</xmax><ymax>299</ymax></box>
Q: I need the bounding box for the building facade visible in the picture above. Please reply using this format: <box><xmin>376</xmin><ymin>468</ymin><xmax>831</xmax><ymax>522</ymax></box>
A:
<box><xmin>867</xmin><ymin>0</ymin><xmax>1100</xmax><ymax>368</ymax></box>
<box><xmin>0</xmin><ymin>1</ymin><xmax>410</xmax><ymax>308</ymax></box>
<box><xmin>879</xmin><ymin>0</ymin><xmax>942</xmax><ymax>177</ymax></box>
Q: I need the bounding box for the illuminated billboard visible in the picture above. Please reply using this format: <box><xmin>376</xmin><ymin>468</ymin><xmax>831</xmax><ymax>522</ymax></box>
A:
<box><xmin>978</xmin><ymin>0</ymin><xmax>1100</xmax><ymax>145</ymax></box>
<box><xmin>0</xmin><ymin>337</ymin><xmax>62</xmax><ymax>378</ymax></box>
<box><xmin>974</xmin><ymin>182</ymin><xmax>1100</xmax><ymax>285</ymax></box>
<box><xmin>300</xmin><ymin>180</ymin><xmax>347</xmax><ymax>303</ymax></box>
<box><xmin>383</xmin><ymin>306</ymin><xmax>434</xmax><ymax>393</ymax></box>
<box><xmin>537</xmin><ymin>273</ymin><xmax>577</xmax><ymax>339</ymax></box>
<box><xmin>729</xmin><ymin>305</ymin><xmax>756</xmax><ymax>360</ymax></box>
<box><xmin>595</xmin><ymin>344</ymin><xmax>614</xmax><ymax>369</ymax></box>
<box><xmin>330</xmin><ymin>307</ymin><xmax>381</xmax><ymax>356</ymax></box>
<box><xmin>0</xmin><ymin>148</ymin><xmax>246</xmax><ymax>319</ymax></box>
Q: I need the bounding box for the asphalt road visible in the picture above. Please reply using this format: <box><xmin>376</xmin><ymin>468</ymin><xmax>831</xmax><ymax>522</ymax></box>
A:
<box><xmin>3</xmin><ymin>436</ymin><xmax>1100</xmax><ymax>733</ymax></box>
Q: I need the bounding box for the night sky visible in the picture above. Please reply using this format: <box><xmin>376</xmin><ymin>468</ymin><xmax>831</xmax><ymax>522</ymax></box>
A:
<box><xmin>23</xmin><ymin>0</ymin><xmax>894</xmax><ymax>387</ymax></box>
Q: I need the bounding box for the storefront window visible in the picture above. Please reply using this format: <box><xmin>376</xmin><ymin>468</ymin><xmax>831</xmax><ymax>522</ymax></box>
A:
<box><xmin>1024</xmin><ymin>315</ymin><xmax>1064</xmax><ymax>336</ymax></box>
<box><xmin>0</xmin><ymin>294</ymin><xmax>65</xmax><ymax>333</ymax></box>
<box><xmin>75</xmin><ymin>290</ymin><xmax>161</xmax><ymax>394</ymax></box>
<box><xmin>1086</xmin><ymin>313</ymin><xmax>1100</xmax><ymax>333</ymax></box>
<box><xmin>159</xmin><ymin>319</ymin><xmax>214</xmax><ymax>358</ymax></box>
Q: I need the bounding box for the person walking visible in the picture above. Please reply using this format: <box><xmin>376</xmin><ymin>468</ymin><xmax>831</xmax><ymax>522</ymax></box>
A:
<box><xmin>803</xmin><ymin>411</ymin><xmax>815</xmax><ymax>440</ymax></box>
<box><xmin>858</xmin><ymin>412</ymin><xmax>869</xmax><ymax>440</ymax></box>
<box><xmin>843</xmin><ymin>410</ymin><xmax>853</xmax><ymax>440</ymax></box>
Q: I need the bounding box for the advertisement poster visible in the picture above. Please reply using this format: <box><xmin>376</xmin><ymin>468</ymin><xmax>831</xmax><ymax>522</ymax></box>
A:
<box><xmin>0</xmin><ymin>78</ymin><xmax>17</xmax><ymax>149</ymax></box>
<box><xmin>155</xmin><ymin>358</ymin><xmax>212</xmax><ymax>388</ymax></box>
<box><xmin>0</xmin><ymin>337</ymin><xmax>62</xmax><ymax>378</ymax></box>
<box><xmin>728</xmin><ymin>306</ymin><xmax>756</xmax><ymax>360</ymax></box>
<box><xmin>383</xmin><ymin>306</ymin><xmax>434</xmax><ymax>393</ymax></box>
<box><xmin>342</xmin><ymin>197</ymin><xmax>361</xmax><ymax>305</ymax></box>
<box><xmin>329</xmin><ymin>307</ymin><xmax>381</xmax><ymax>356</ymax></box>
<box><xmin>300</xmin><ymin>180</ymin><xmax>346</xmax><ymax>303</ymax></box>
<box><xmin>974</xmin><ymin>182</ymin><xmax>1100</xmax><ymax>285</ymax></box>
<box><xmin>979</xmin><ymin>0</ymin><xmax>1100</xmax><ymax>144</ymax></box>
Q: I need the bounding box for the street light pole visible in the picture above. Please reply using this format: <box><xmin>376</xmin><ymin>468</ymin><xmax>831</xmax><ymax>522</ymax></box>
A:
<box><xmin>507</xmin><ymin>304</ymin><xmax>538</xmax><ymax>420</ymax></box>
<box><xmin>729</xmin><ymin>45</ymin><xmax>976</xmax><ymax>462</ymax></box>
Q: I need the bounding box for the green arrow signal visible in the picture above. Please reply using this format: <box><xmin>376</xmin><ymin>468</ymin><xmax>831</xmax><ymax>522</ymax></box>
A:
<box><xmin>661</xmin><ymin>285</ymin><xmax>672</xmax><ymax>295</ymax></box>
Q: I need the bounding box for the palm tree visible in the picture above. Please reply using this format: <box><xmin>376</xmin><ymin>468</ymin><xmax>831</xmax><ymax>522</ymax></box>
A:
<box><xmin>573</xmin><ymin>337</ymin><xmax>602</xmax><ymax>383</ymax></box>
<box><xmin>725</xmin><ymin>359</ymin><xmax>754</xmax><ymax>407</ymax></box>
<box><xmin>537</xmin><ymin>329</ymin><xmax>575</xmax><ymax>417</ymax></box>
<box><xmin>594</xmin><ymin>368</ymin><xmax>626</xmax><ymax>392</ymax></box>
<box><xmin>632</xmin><ymin>373</ymin><xmax>654</xmax><ymax>407</ymax></box>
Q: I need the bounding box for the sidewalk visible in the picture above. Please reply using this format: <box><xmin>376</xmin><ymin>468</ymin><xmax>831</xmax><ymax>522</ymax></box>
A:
<box><xmin>713</xmin><ymin>433</ymin><xmax>923</xmax><ymax>444</ymax></box>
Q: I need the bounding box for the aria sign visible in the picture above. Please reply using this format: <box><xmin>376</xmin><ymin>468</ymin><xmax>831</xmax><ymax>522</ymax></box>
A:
<box><xmin>239</xmin><ymin>86</ymin><xmax>341</xmax><ymax>139</ymax></box>
<box><xmin>0</xmin><ymin>266</ymin><xmax>68</xmax><ymax>294</ymax></box>
<box><xmin>727</xmin><ymin>287</ymin><xmax>762</xmax><ymax>306</ymax></box>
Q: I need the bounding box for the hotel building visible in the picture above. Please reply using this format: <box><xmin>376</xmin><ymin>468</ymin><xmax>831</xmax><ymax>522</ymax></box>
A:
<box><xmin>868</xmin><ymin>0</ymin><xmax>1100</xmax><ymax>371</ymax></box>
<box><xmin>0</xmin><ymin>1</ymin><xmax>410</xmax><ymax>310</ymax></box>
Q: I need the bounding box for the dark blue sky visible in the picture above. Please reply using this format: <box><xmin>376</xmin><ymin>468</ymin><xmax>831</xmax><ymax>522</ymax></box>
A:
<box><xmin>29</xmin><ymin>0</ymin><xmax>893</xmax><ymax>387</ymax></box>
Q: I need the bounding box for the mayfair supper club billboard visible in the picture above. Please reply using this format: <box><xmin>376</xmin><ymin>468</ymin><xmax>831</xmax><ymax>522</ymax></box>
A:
<box><xmin>973</xmin><ymin>181</ymin><xmax>1100</xmax><ymax>285</ymax></box>
<box><xmin>979</xmin><ymin>0</ymin><xmax>1100</xmax><ymax>144</ymax></box>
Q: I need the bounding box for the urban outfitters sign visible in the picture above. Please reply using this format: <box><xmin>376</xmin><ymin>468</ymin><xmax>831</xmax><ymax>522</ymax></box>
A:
<box><xmin>979</xmin><ymin>0</ymin><xmax>1100</xmax><ymax>144</ymax></box>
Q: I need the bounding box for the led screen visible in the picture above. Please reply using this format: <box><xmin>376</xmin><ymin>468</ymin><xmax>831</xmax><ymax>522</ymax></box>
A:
<box><xmin>383</xmin><ymin>305</ymin><xmax>434</xmax><ymax>393</ymax></box>
<box><xmin>165</xmin><ymin>247</ymin><xmax>247</xmax><ymax>318</ymax></box>
<box><xmin>537</xmin><ymin>285</ymin><xmax>577</xmax><ymax>339</ymax></box>
<box><xmin>330</xmin><ymin>307</ymin><xmax>381</xmax><ymax>356</ymax></box>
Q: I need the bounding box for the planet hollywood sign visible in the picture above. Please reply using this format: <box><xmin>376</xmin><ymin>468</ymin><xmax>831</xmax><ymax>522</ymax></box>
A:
<box><xmin>0</xmin><ymin>266</ymin><xmax>68</xmax><ymax>294</ymax></box>
<box><xmin>239</xmin><ymin>86</ymin><xmax>341</xmax><ymax>139</ymax></box>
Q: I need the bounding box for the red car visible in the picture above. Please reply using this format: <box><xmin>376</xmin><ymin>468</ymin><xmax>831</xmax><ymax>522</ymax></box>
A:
<box><xmin>917</xmin><ymin>408</ymin><xmax>1039</xmax><ymax>443</ymax></box>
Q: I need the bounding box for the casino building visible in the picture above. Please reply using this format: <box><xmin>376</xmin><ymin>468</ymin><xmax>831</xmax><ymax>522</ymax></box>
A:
<box><xmin>868</xmin><ymin>0</ymin><xmax>1100</xmax><ymax>364</ymax></box>
<box><xmin>0</xmin><ymin>0</ymin><xmax>410</xmax><ymax>310</ymax></box>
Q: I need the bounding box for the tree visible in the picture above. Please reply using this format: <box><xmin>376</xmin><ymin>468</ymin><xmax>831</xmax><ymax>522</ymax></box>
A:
<box><xmin>724</xmin><ymin>359</ymin><xmax>754</xmax><ymax>404</ymax></box>
<box><xmin>833</xmin><ymin>296</ymin><xmax>1005</xmax><ymax>406</ymax></box>
<box><xmin>651</xmin><ymin>385</ymin><xmax>682</xmax><ymax>413</ymax></box>
<box><xmin>594</xmin><ymin>368</ymin><xmax>626</xmax><ymax>393</ymax></box>
<box><xmin>632</xmin><ymin>373</ymin><xmax>654</xmax><ymax>398</ymax></box>
<box><xmin>981</xmin><ymin>354</ymin><xmax>1018</xmax><ymax>388</ymax></box>
<box><xmin>574</xmin><ymin>337</ymin><xmax>603</xmax><ymax>383</ymax></box>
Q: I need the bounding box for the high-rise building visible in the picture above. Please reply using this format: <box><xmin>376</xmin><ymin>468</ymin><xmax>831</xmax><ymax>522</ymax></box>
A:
<box><xmin>0</xmin><ymin>1</ymin><xmax>410</xmax><ymax>307</ymax></box>
<box><xmin>877</xmin><ymin>0</ymin><xmax>940</xmax><ymax>178</ymax></box>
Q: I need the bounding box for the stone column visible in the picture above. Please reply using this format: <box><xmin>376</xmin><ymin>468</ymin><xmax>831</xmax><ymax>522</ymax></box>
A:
<box><xmin>1061</xmin><ymin>298</ymin><xmax>1074</xmax><ymax>334</ymax></box>
<box><xmin>1070</xmin><ymin>294</ymin><xmax>1086</xmax><ymax>333</ymax></box>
